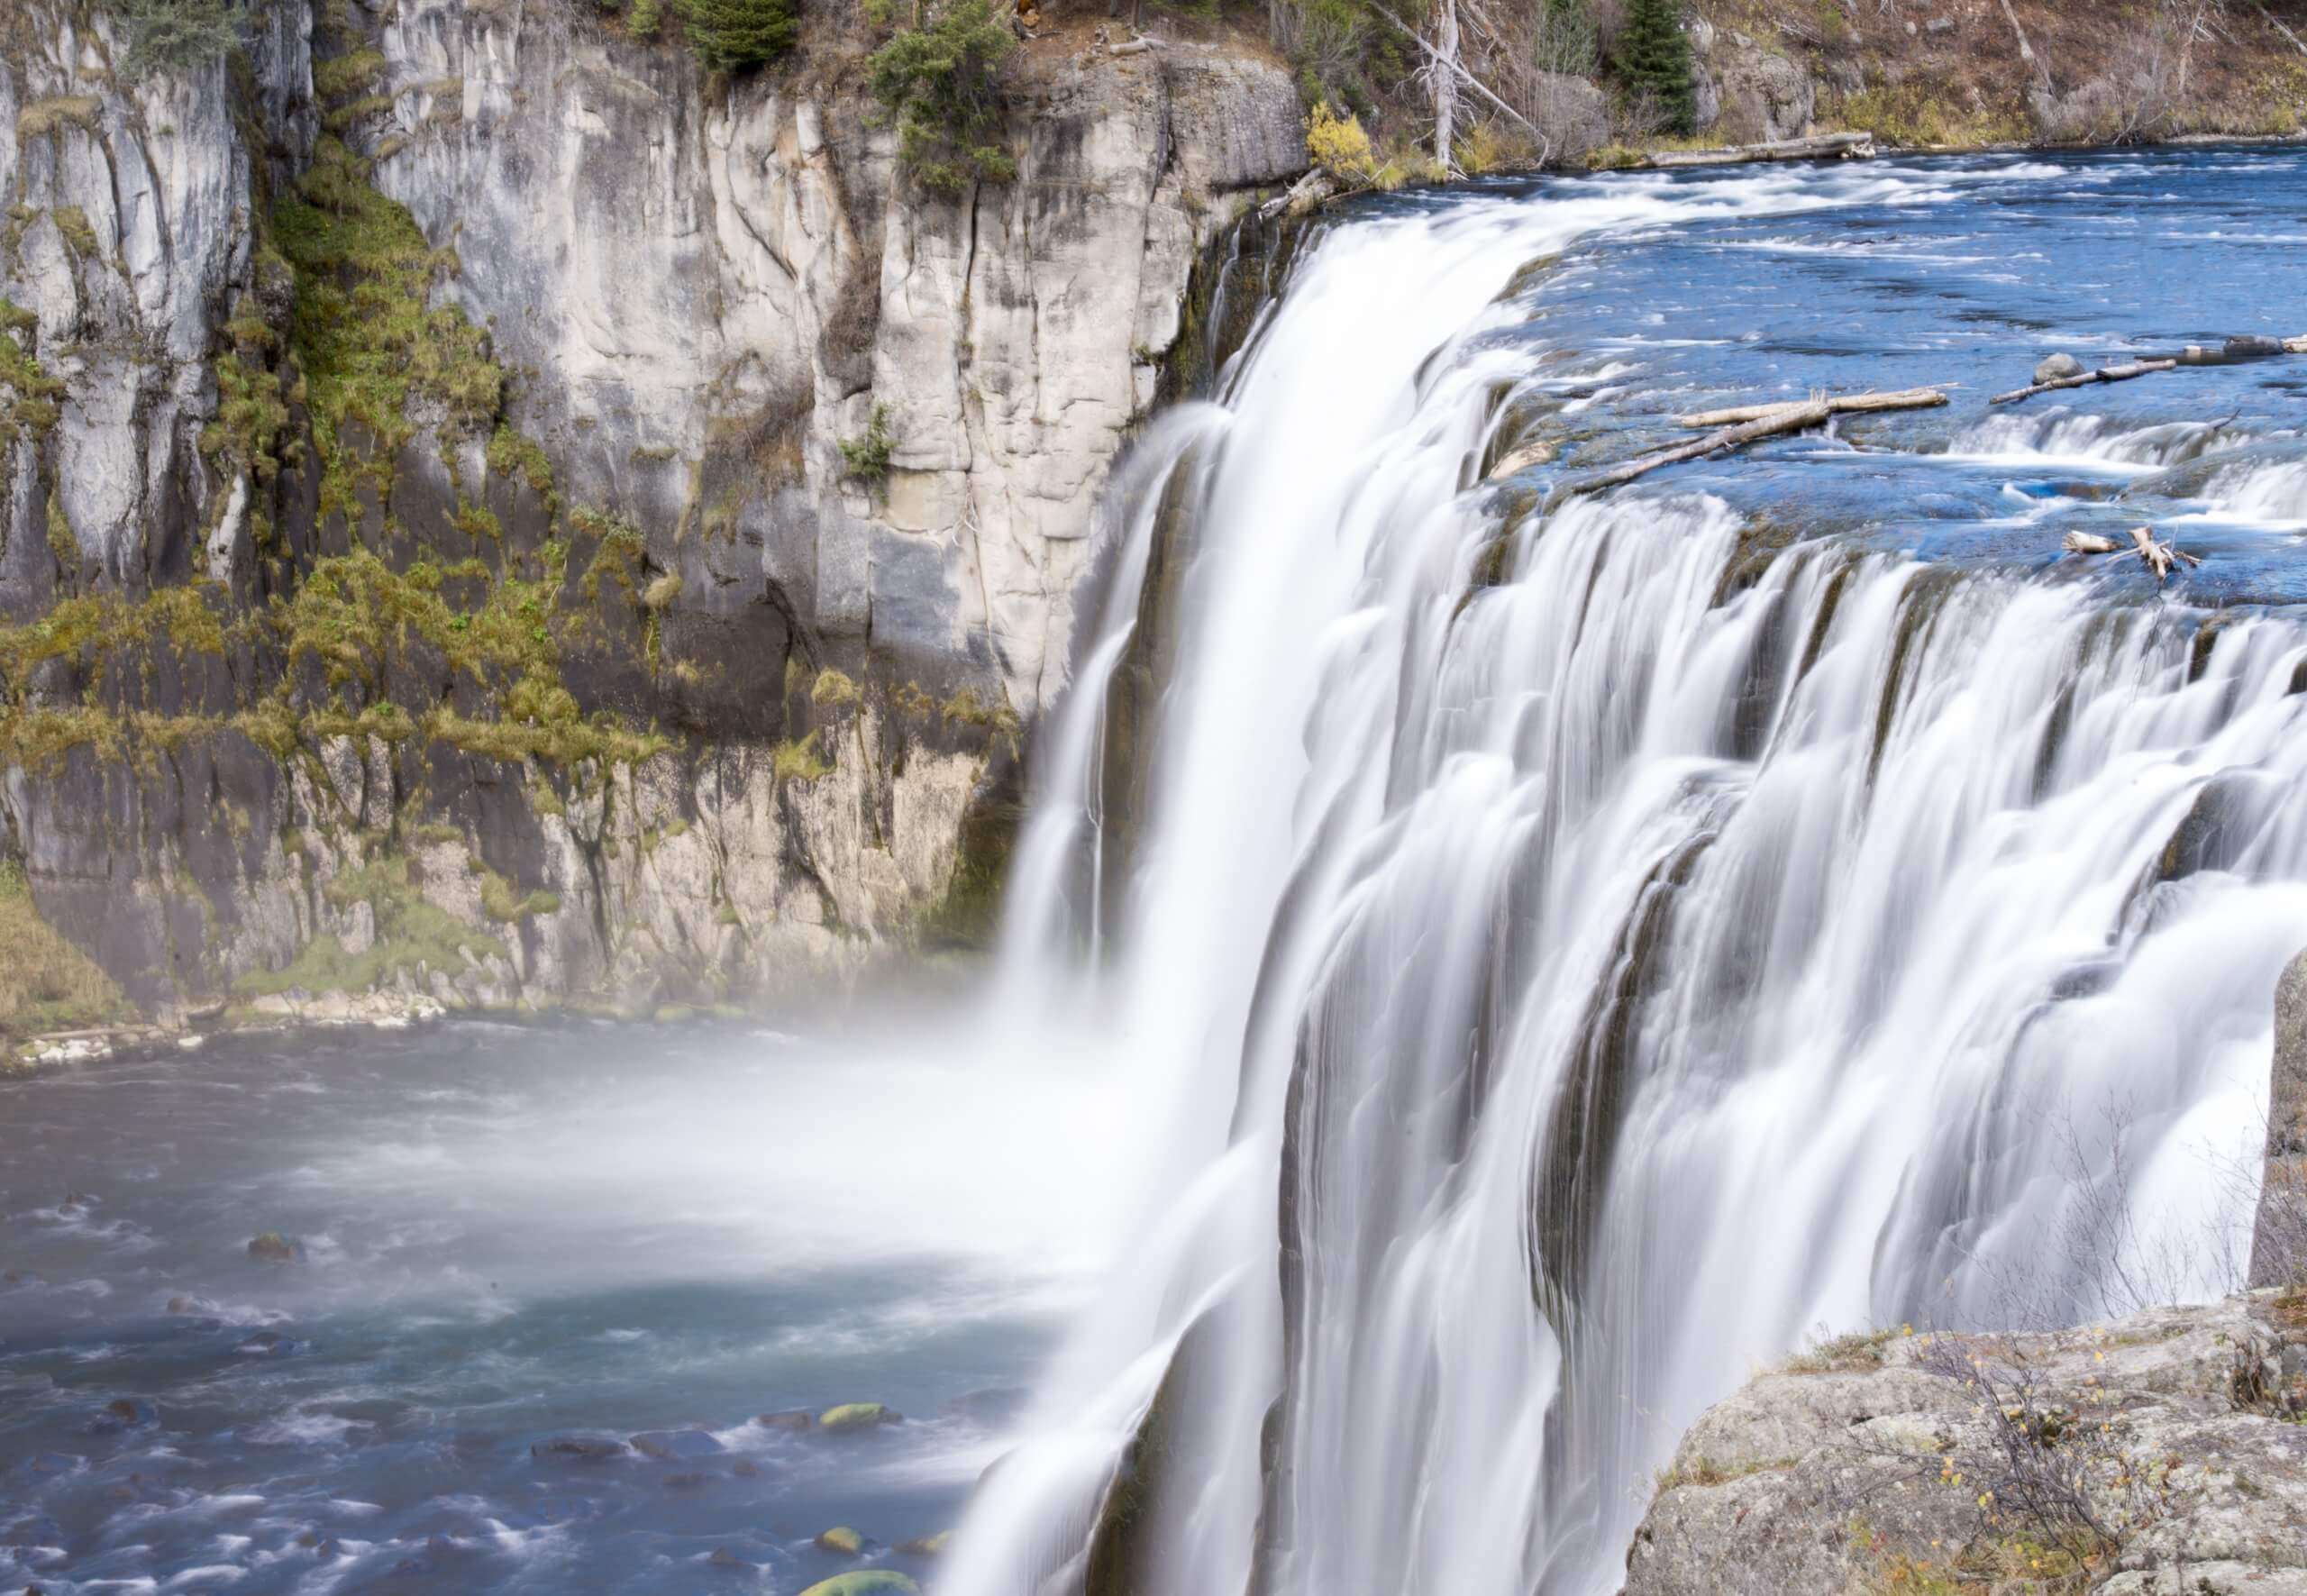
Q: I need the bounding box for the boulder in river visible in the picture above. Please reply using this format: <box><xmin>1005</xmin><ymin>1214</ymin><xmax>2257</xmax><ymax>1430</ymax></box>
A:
<box><xmin>818</xmin><ymin>1403</ymin><xmax>900</xmax><ymax>1433</ymax></box>
<box><xmin>246</xmin><ymin>1232</ymin><xmax>298</xmax><ymax>1264</ymax></box>
<box><xmin>529</xmin><ymin>1436</ymin><xmax>629</xmax><ymax>1464</ymax></box>
<box><xmin>814</xmin><ymin>1526</ymin><xmax>866</xmax><ymax>1556</ymax></box>
<box><xmin>2226</xmin><ymin>333</ymin><xmax>2286</xmax><ymax>358</ymax></box>
<box><xmin>940</xmin><ymin>1387</ymin><xmax>1027</xmax><ymax>1422</ymax></box>
<box><xmin>95</xmin><ymin>1398</ymin><xmax>157</xmax><ymax>1431</ymax></box>
<box><xmin>755</xmin><ymin>1409</ymin><xmax>816</xmax><ymax>1432</ymax></box>
<box><xmin>2032</xmin><ymin>352</ymin><xmax>2084</xmax><ymax>384</ymax></box>
<box><xmin>896</xmin><ymin>1532</ymin><xmax>951</xmax><ymax>1556</ymax></box>
<box><xmin>3</xmin><ymin>1514</ymin><xmax>64</xmax><ymax>1549</ymax></box>
<box><xmin>796</xmin><ymin>1574</ymin><xmax>919</xmax><ymax>1596</ymax></box>
<box><xmin>630</xmin><ymin>1429</ymin><xmax>725</xmax><ymax>1461</ymax></box>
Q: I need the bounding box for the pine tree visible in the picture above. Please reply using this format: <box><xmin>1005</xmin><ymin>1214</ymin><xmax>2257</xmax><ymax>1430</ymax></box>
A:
<box><xmin>679</xmin><ymin>0</ymin><xmax>798</xmax><ymax>72</ymax></box>
<box><xmin>867</xmin><ymin>0</ymin><xmax>1017</xmax><ymax>196</ymax></box>
<box><xmin>1614</xmin><ymin>0</ymin><xmax>1695</xmax><ymax>135</ymax></box>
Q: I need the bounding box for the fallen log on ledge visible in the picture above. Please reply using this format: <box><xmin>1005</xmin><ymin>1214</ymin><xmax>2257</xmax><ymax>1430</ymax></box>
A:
<box><xmin>1673</xmin><ymin>387</ymin><xmax>1949</xmax><ymax>427</ymax></box>
<box><xmin>1644</xmin><ymin>132</ymin><xmax>1876</xmax><ymax>169</ymax></box>
<box><xmin>1544</xmin><ymin>397</ymin><xmax>1833</xmax><ymax>497</ymax></box>
<box><xmin>1991</xmin><ymin>358</ymin><xmax>2178</xmax><ymax>406</ymax></box>
<box><xmin>2061</xmin><ymin>525</ymin><xmax>2202</xmax><ymax>584</ymax></box>
<box><xmin>1517</xmin><ymin>384</ymin><xmax>1947</xmax><ymax>498</ymax></box>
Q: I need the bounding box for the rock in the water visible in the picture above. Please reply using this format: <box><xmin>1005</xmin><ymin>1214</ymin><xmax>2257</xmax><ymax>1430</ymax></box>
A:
<box><xmin>2033</xmin><ymin>351</ymin><xmax>2084</xmax><ymax>384</ymax></box>
<box><xmin>895</xmin><ymin>1532</ymin><xmax>951</xmax><ymax>1556</ymax></box>
<box><xmin>2227</xmin><ymin>333</ymin><xmax>2287</xmax><ymax>358</ymax></box>
<box><xmin>796</xmin><ymin>1574</ymin><xmax>920</xmax><ymax>1596</ymax></box>
<box><xmin>662</xmin><ymin>1471</ymin><xmax>713</xmax><ymax>1490</ymax></box>
<box><xmin>630</xmin><ymin>1429</ymin><xmax>725</xmax><ymax>1462</ymax></box>
<box><xmin>731</xmin><ymin>1458</ymin><xmax>760</xmax><ymax>1478</ymax></box>
<box><xmin>529</xmin><ymin>1436</ymin><xmax>628</xmax><ymax>1464</ymax></box>
<box><xmin>814</xmin><ymin>1527</ymin><xmax>866</xmax><ymax>1556</ymax></box>
<box><xmin>246</xmin><ymin>1232</ymin><xmax>297</xmax><ymax>1264</ymax></box>
<box><xmin>940</xmin><ymin>1387</ymin><xmax>1028</xmax><ymax>1422</ymax></box>
<box><xmin>3</xmin><ymin>1515</ymin><xmax>64</xmax><ymax>1549</ymax></box>
<box><xmin>755</xmin><ymin>1409</ymin><xmax>816</xmax><ymax>1432</ymax></box>
<box><xmin>818</xmin><ymin>1403</ymin><xmax>900</xmax><ymax>1433</ymax></box>
<box><xmin>707</xmin><ymin>1547</ymin><xmax>753</xmax><ymax>1568</ymax></box>
<box><xmin>95</xmin><ymin>1398</ymin><xmax>157</xmax><ymax>1431</ymax></box>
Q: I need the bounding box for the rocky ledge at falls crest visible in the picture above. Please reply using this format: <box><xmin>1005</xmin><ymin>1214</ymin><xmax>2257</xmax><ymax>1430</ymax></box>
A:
<box><xmin>1625</xmin><ymin>1291</ymin><xmax>2307</xmax><ymax>1595</ymax></box>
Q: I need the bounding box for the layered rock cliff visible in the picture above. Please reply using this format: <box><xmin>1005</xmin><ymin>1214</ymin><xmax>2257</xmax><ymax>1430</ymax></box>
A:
<box><xmin>0</xmin><ymin>0</ymin><xmax>1304</xmax><ymax>1034</ymax></box>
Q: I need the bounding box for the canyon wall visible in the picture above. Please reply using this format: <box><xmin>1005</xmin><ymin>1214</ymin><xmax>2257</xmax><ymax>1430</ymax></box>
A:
<box><xmin>0</xmin><ymin>0</ymin><xmax>1305</xmax><ymax>1031</ymax></box>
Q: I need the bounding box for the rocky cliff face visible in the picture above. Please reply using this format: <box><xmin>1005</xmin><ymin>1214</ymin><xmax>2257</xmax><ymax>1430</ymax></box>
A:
<box><xmin>0</xmin><ymin>0</ymin><xmax>1304</xmax><ymax>1034</ymax></box>
<box><xmin>1626</xmin><ymin>1292</ymin><xmax>2307</xmax><ymax>1594</ymax></box>
<box><xmin>1686</xmin><ymin>0</ymin><xmax>2307</xmax><ymax>150</ymax></box>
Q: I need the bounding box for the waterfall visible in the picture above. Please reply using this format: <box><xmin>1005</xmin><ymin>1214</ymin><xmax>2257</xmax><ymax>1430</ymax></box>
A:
<box><xmin>951</xmin><ymin>173</ymin><xmax>2307</xmax><ymax>1596</ymax></box>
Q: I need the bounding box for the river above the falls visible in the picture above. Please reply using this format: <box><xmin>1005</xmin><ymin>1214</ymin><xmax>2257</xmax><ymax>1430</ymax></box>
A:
<box><xmin>9</xmin><ymin>142</ymin><xmax>2307</xmax><ymax>1596</ymax></box>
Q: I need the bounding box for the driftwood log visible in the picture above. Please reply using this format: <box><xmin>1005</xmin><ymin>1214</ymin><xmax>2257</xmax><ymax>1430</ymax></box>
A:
<box><xmin>1673</xmin><ymin>387</ymin><xmax>1949</xmax><ymax>427</ymax></box>
<box><xmin>1645</xmin><ymin>132</ymin><xmax>1875</xmax><ymax>169</ymax></box>
<box><xmin>2062</xmin><ymin>525</ymin><xmax>2202</xmax><ymax>583</ymax></box>
<box><xmin>1991</xmin><ymin>359</ymin><xmax>2178</xmax><ymax>406</ymax></box>
<box><xmin>1494</xmin><ymin>385</ymin><xmax>1947</xmax><ymax>497</ymax></box>
<box><xmin>1545</xmin><ymin>398</ymin><xmax>1833</xmax><ymax>497</ymax></box>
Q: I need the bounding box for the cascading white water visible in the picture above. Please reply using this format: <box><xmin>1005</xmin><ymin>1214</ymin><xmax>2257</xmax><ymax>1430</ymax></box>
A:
<box><xmin>950</xmin><ymin>169</ymin><xmax>2307</xmax><ymax>1596</ymax></box>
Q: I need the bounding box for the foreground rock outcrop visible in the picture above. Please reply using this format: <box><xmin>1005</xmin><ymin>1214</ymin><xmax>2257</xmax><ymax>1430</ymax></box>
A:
<box><xmin>0</xmin><ymin>0</ymin><xmax>1304</xmax><ymax>1029</ymax></box>
<box><xmin>1626</xmin><ymin>1293</ymin><xmax>2307</xmax><ymax>1595</ymax></box>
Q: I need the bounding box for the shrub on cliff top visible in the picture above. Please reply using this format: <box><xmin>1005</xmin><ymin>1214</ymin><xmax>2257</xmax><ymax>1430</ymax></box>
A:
<box><xmin>867</xmin><ymin>0</ymin><xmax>1017</xmax><ymax>196</ymax></box>
<box><xmin>678</xmin><ymin>0</ymin><xmax>797</xmax><ymax>71</ymax></box>
<box><xmin>114</xmin><ymin>0</ymin><xmax>247</xmax><ymax>84</ymax></box>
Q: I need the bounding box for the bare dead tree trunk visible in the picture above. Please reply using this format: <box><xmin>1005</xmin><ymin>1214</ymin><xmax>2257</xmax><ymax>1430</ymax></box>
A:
<box><xmin>1433</xmin><ymin>0</ymin><xmax>1462</xmax><ymax>170</ymax></box>
<box><xmin>1998</xmin><ymin>0</ymin><xmax>2055</xmax><ymax>95</ymax></box>
<box><xmin>1363</xmin><ymin>0</ymin><xmax>1551</xmax><ymax>158</ymax></box>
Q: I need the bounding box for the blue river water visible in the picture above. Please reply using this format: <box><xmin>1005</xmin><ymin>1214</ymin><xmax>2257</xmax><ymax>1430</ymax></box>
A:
<box><xmin>5</xmin><ymin>142</ymin><xmax>2307</xmax><ymax>1595</ymax></box>
<box><xmin>1</xmin><ymin>1019</ymin><xmax>1123</xmax><ymax>1594</ymax></box>
<box><xmin>1449</xmin><ymin>142</ymin><xmax>2307</xmax><ymax>600</ymax></box>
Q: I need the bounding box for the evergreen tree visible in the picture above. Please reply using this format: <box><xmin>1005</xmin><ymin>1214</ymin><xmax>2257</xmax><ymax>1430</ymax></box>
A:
<box><xmin>1614</xmin><ymin>0</ymin><xmax>1694</xmax><ymax>134</ymax></box>
<box><xmin>867</xmin><ymin>0</ymin><xmax>1017</xmax><ymax>196</ymax></box>
<box><xmin>679</xmin><ymin>0</ymin><xmax>798</xmax><ymax>72</ymax></box>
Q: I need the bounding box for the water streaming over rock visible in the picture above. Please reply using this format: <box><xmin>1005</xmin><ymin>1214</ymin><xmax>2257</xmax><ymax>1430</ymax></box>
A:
<box><xmin>953</xmin><ymin>159</ymin><xmax>2307</xmax><ymax>1596</ymax></box>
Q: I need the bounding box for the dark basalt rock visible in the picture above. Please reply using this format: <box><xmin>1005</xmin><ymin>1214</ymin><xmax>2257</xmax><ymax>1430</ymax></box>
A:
<box><xmin>246</xmin><ymin>1232</ymin><xmax>297</xmax><ymax>1264</ymax></box>
<box><xmin>754</xmin><ymin>1409</ymin><xmax>816</xmax><ymax>1432</ymax></box>
<box><xmin>530</xmin><ymin>1436</ymin><xmax>628</xmax><ymax>1464</ymax></box>
<box><xmin>93</xmin><ymin>1398</ymin><xmax>157</xmax><ymax>1432</ymax></box>
<box><xmin>630</xmin><ymin>1428</ymin><xmax>724</xmax><ymax>1461</ymax></box>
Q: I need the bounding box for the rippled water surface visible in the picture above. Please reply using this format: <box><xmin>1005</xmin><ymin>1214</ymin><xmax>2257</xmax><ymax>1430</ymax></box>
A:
<box><xmin>1</xmin><ymin>1020</ymin><xmax>1126</xmax><ymax>1593</ymax></box>
<box><xmin>1459</xmin><ymin>145</ymin><xmax>2307</xmax><ymax>594</ymax></box>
